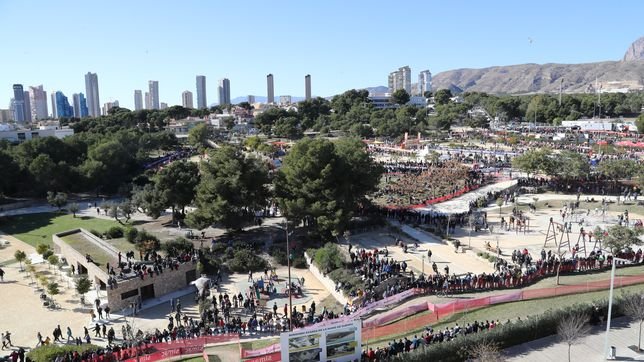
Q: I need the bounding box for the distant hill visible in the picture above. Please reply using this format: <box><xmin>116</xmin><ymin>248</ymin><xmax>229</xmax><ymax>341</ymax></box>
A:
<box><xmin>431</xmin><ymin>37</ymin><xmax>644</xmax><ymax>94</ymax></box>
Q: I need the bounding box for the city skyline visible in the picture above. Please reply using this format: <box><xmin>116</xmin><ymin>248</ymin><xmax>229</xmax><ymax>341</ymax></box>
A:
<box><xmin>2</xmin><ymin>1</ymin><xmax>644</xmax><ymax>109</ymax></box>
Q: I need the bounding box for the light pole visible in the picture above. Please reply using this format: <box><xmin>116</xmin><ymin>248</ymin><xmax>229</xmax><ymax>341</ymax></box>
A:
<box><xmin>285</xmin><ymin>218</ymin><xmax>293</xmax><ymax>331</ymax></box>
<box><xmin>421</xmin><ymin>255</ymin><xmax>425</xmax><ymax>276</ymax></box>
<box><xmin>604</xmin><ymin>256</ymin><xmax>628</xmax><ymax>360</ymax></box>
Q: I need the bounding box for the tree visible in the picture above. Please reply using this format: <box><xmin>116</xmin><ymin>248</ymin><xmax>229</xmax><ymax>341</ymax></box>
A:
<box><xmin>47</xmin><ymin>254</ymin><xmax>59</xmax><ymax>270</ymax></box>
<box><xmin>557</xmin><ymin>311</ymin><xmax>590</xmax><ymax>362</ymax></box>
<box><xmin>621</xmin><ymin>291</ymin><xmax>644</xmax><ymax>351</ymax></box>
<box><xmin>558</xmin><ymin>151</ymin><xmax>590</xmax><ymax>180</ymax></box>
<box><xmin>313</xmin><ymin>243</ymin><xmax>345</xmax><ymax>274</ymax></box>
<box><xmin>465</xmin><ymin>339</ymin><xmax>503</xmax><ymax>362</ymax></box>
<box><xmin>187</xmin><ymin>123</ymin><xmax>213</xmax><ymax>148</ymax></box>
<box><xmin>511</xmin><ymin>148</ymin><xmax>557</xmax><ymax>177</ymax></box>
<box><xmin>68</xmin><ymin>203</ymin><xmax>79</xmax><ymax>218</ymax></box>
<box><xmin>636</xmin><ymin>114</ymin><xmax>644</xmax><ymax>134</ymax></box>
<box><xmin>391</xmin><ymin>89</ymin><xmax>411</xmax><ymax>105</ymax></box>
<box><xmin>434</xmin><ymin>89</ymin><xmax>453</xmax><ymax>105</ymax></box>
<box><xmin>598</xmin><ymin>159</ymin><xmax>640</xmax><ymax>182</ymax></box>
<box><xmin>187</xmin><ymin>146</ymin><xmax>269</xmax><ymax>230</ymax></box>
<box><xmin>14</xmin><ymin>250</ymin><xmax>27</xmax><ymax>272</ymax></box>
<box><xmin>155</xmin><ymin>161</ymin><xmax>200</xmax><ymax>222</ymax></box>
<box><xmin>36</xmin><ymin>243</ymin><xmax>50</xmax><ymax>256</ymax></box>
<box><xmin>75</xmin><ymin>276</ymin><xmax>92</xmax><ymax>304</ymax></box>
<box><xmin>119</xmin><ymin>199</ymin><xmax>134</xmax><ymax>223</ymax></box>
<box><xmin>496</xmin><ymin>197</ymin><xmax>504</xmax><ymax>215</ymax></box>
<box><xmin>604</xmin><ymin>225</ymin><xmax>643</xmax><ymax>255</ymax></box>
<box><xmin>131</xmin><ymin>183</ymin><xmax>167</xmax><ymax>219</ymax></box>
<box><xmin>273</xmin><ymin>116</ymin><xmax>304</xmax><ymax>140</ymax></box>
<box><xmin>47</xmin><ymin>191</ymin><xmax>68</xmax><ymax>211</ymax></box>
<box><xmin>47</xmin><ymin>282</ymin><xmax>60</xmax><ymax>302</ymax></box>
<box><xmin>275</xmin><ymin>138</ymin><xmax>382</xmax><ymax>237</ymax></box>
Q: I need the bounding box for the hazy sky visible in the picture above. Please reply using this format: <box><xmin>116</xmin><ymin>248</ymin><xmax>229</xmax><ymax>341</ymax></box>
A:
<box><xmin>1</xmin><ymin>0</ymin><xmax>643</xmax><ymax>109</ymax></box>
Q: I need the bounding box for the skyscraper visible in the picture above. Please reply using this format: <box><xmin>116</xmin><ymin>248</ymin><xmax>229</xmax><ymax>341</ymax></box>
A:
<box><xmin>51</xmin><ymin>93</ymin><xmax>57</xmax><ymax>118</ymax></box>
<box><xmin>145</xmin><ymin>92</ymin><xmax>151</xmax><ymax>109</ymax></box>
<box><xmin>134</xmin><ymin>90</ymin><xmax>143</xmax><ymax>111</ymax></box>
<box><xmin>12</xmin><ymin>84</ymin><xmax>26</xmax><ymax>123</ymax></box>
<box><xmin>182</xmin><ymin>91</ymin><xmax>194</xmax><ymax>109</ymax></box>
<box><xmin>266</xmin><ymin>74</ymin><xmax>274</xmax><ymax>104</ymax></box>
<box><xmin>305</xmin><ymin>74</ymin><xmax>311</xmax><ymax>101</ymax></box>
<box><xmin>54</xmin><ymin>91</ymin><xmax>74</xmax><ymax>118</ymax></box>
<box><xmin>388</xmin><ymin>66</ymin><xmax>412</xmax><ymax>94</ymax></box>
<box><xmin>84</xmin><ymin>72</ymin><xmax>100</xmax><ymax>117</ymax></box>
<box><xmin>418</xmin><ymin>70</ymin><xmax>432</xmax><ymax>96</ymax></box>
<box><xmin>247</xmin><ymin>95</ymin><xmax>255</xmax><ymax>104</ymax></box>
<box><xmin>160</xmin><ymin>102</ymin><xmax>168</xmax><ymax>110</ymax></box>
<box><xmin>148</xmin><ymin>81</ymin><xmax>159</xmax><ymax>110</ymax></box>
<box><xmin>218</xmin><ymin>78</ymin><xmax>230</xmax><ymax>106</ymax></box>
<box><xmin>72</xmin><ymin>93</ymin><xmax>89</xmax><ymax>118</ymax></box>
<box><xmin>29</xmin><ymin>85</ymin><xmax>48</xmax><ymax>120</ymax></box>
<box><xmin>23</xmin><ymin>91</ymin><xmax>32</xmax><ymax>122</ymax></box>
<box><xmin>196</xmin><ymin>75</ymin><xmax>207</xmax><ymax>109</ymax></box>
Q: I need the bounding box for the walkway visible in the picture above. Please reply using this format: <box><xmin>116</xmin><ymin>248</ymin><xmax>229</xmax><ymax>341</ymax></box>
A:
<box><xmin>505</xmin><ymin>317</ymin><xmax>644</xmax><ymax>361</ymax></box>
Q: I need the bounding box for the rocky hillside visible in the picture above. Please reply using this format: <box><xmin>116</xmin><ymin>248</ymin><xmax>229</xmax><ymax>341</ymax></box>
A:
<box><xmin>432</xmin><ymin>37</ymin><xmax>644</xmax><ymax>94</ymax></box>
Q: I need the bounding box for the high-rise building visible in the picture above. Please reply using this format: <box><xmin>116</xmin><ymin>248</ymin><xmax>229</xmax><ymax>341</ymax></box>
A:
<box><xmin>196</xmin><ymin>75</ymin><xmax>207</xmax><ymax>109</ymax></box>
<box><xmin>218</xmin><ymin>78</ymin><xmax>230</xmax><ymax>105</ymax></box>
<box><xmin>418</xmin><ymin>70</ymin><xmax>432</xmax><ymax>96</ymax></box>
<box><xmin>160</xmin><ymin>102</ymin><xmax>168</xmax><ymax>110</ymax></box>
<box><xmin>23</xmin><ymin>91</ymin><xmax>32</xmax><ymax>122</ymax></box>
<box><xmin>84</xmin><ymin>72</ymin><xmax>100</xmax><ymax>117</ymax></box>
<box><xmin>400</xmin><ymin>66</ymin><xmax>412</xmax><ymax>94</ymax></box>
<box><xmin>305</xmin><ymin>74</ymin><xmax>311</xmax><ymax>101</ymax></box>
<box><xmin>145</xmin><ymin>92</ymin><xmax>151</xmax><ymax>109</ymax></box>
<box><xmin>72</xmin><ymin>93</ymin><xmax>89</xmax><ymax>118</ymax></box>
<box><xmin>148</xmin><ymin>81</ymin><xmax>159</xmax><ymax>110</ymax></box>
<box><xmin>50</xmin><ymin>93</ymin><xmax>57</xmax><ymax>118</ymax></box>
<box><xmin>29</xmin><ymin>85</ymin><xmax>48</xmax><ymax>120</ymax></box>
<box><xmin>247</xmin><ymin>95</ymin><xmax>255</xmax><ymax>104</ymax></box>
<box><xmin>266</xmin><ymin>74</ymin><xmax>274</xmax><ymax>104</ymax></box>
<box><xmin>388</xmin><ymin>66</ymin><xmax>412</xmax><ymax>94</ymax></box>
<box><xmin>279</xmin><ymin>95</ymin><xmax>292</xmax><ymax>105</ymax></box>
<box><xmin>102</xmin><ymin>100</ymin><xmax>119</xmax><ymax>116</ymax></box>
<box><xmin>182</xmin><ymin>91</ymin><xmax>194</xmax><ymax>109</ymax></box>
<box><xmin>0</xmin><ymin>109</ymin><xmax>12</xmax><ymax>122</ymax></box>
<box><xmin>12</xmin><ymin>84</ymin><xmax>26</xmax><ymax>123</ymax></box>
<box><xmin>134</xmin><ymin>90</ymin><xmax>143</xmax><ymax>111</ymax></box>
<box><xmin>54</xmin><ymin>91</ymin><xmax>74</xmax><ymax>118</ymax></box>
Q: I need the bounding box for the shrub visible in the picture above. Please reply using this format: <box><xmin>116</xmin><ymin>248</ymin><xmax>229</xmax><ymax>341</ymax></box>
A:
<box><xmin>313</xmin><ymin>243</ymin><xmax>345</xmax><ymax>274</ymax></box>
<box><xmin>89</xmin><ymin>229</ymin><xmax>101</xmax><ymax>238</ymax></box>
<box><xmin>269</xmin><ymin>244</ymin><xmax>308</xmax><ymax>269</ymax></box>
<box><xmin>162</xmin><ymin>237</ymin><xmax>194</xmax><ymax>257</ymax></box>
<box><xmin>125</xmin><ymin>227</ymin><xmax>138</xmax><ymax>243</ymax></box>
<box><xmin>42</xmin><ymin>249</ymin><xmax>54</xmax><ymax>260</ymax></box>
<box><xmin>27</xmin><ymin>344</ymin><xmax>102</xmax><ymax>362</ymax></box>
<box><xmin>328</xmin><ymin>269</ymin><xmax>365</xmax><ymax>294</ymax></box>
<box><xmin>227</xmin><ymin>249</ymin><xmax>267</xmax><ymax>273</ymax></box>
<box><xmin>104</xmin><ymin>226</ymin><xmax>124</xmax><ymax>239</ymax></box>
<box><xmin>210</xmin><ymin>242</ymin><xmax>227</xmax><ymax>255</ymax></box>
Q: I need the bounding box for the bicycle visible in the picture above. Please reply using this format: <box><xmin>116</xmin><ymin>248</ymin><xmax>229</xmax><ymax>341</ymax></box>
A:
<box><xmin>436</xmin><ymin>288</ymin><xmax>452</xmax><ymax>298</ymax></box>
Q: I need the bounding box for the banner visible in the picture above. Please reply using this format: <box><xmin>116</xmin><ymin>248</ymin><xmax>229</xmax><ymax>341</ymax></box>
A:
<box><xmin>280</xmin><ymin>319</ymin><xmax>361</xmax><ymax>362</ymax></box>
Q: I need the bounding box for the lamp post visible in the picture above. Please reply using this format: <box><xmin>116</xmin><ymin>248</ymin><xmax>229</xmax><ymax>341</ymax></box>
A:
<box><xmin>285</xmin><ymin>219</ymin><xmax>293</xmax><ymax>331</ymax></box>
<box><xmin>421</xmin><ymin>255</ymin><xmax>425</xmax><ymax>276</ymax></box>
<box><xmin>604</xmin><ymin>256</ymin><xmax>628</xmax><ymax>359</ymax></box>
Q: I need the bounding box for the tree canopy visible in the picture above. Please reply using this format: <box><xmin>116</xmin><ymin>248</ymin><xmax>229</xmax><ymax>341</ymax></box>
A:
<box><xmin>187</xmin><ymin>146</ymin><xmax>269</xmax><ymax>230</ymax></box>
<box><xmin>274</xmin><ymin>138</ymin><xmax>382</xmax><ymax>238</ymax></box>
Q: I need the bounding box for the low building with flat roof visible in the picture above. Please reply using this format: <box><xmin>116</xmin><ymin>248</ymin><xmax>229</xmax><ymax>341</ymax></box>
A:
<box><xmin>53</xmin><ymin>228</ymin><xmax>197</xmax><ymax>311</ymax></box>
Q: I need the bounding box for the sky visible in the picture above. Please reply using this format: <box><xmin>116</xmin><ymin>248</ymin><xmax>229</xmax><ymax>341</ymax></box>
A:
<box><xmin>1</xmin><ymin>0</ymin><xmax>643</xmax><ymax>110</ymax></box>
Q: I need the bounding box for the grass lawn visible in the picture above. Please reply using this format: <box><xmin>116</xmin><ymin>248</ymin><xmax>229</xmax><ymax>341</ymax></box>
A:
<box><xmin>239</xmin><ymin>338</ymin><xmax>279</xmax><ymax>352</ymax></box>
<box><xmin>61</xmin><ymin>232</ymin><xmax>116</xmax><ymax>267</ymax></box>
<box><xmin>0</xmin><ymin>212</ymin><xmax>122</xmax><ymax>248</ymax></box>
<box><xmin>367</xmin><ymin>282</ymin><xmax>644</xmax><ymax>347</ymax></box>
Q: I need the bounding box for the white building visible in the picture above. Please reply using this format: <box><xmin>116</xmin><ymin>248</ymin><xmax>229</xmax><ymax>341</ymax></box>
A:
<box><xmin>0</xmin><ymin>123</ymin><xmax>74</xmax><ymax>143</ymax></box>
<box><xmin>182</xmin><ymin>91</ymin><xmax>194</xmax><ymax>109</ymax></box>
<box><xmin>388</xmin><ymin>66</ymin><xmax>412</xmax><ymax>94</ymax></box>
<box><xmin>148</xmin><ymin>80</ymin><xmax>160</xmax><ymax>109</ymax></box>
<box><xmin>418</xmin><ymin>70</ymin><xmax>432</xmax><ymax>96</ymax></box>
<box><xmin>279</xmin><ymin>95</ymin><xmax>292</xmax><ymax>105</ymax></box>
<box><xmin>29</xmin><ymin>85</ymin><xmax>48</xmax><ymax>120</ymax></box>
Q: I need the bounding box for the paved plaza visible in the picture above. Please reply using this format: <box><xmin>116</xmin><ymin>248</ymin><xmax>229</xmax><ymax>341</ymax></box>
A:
<box><xmin>505</xmin><ymin>317</ymin><xmax>644</xmax><ymax>361</ymax></box>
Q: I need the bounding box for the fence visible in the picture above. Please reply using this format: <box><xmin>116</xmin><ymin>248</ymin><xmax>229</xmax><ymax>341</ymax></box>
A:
<box><xmin>362</xmin><ymin>274</ymin><xmax>644</xmax><ymax>343</ymax></box>
<box><xmin>119</xmin><ymin>335</ymin><xmax>239</xmax><ymax>362</ymax></box>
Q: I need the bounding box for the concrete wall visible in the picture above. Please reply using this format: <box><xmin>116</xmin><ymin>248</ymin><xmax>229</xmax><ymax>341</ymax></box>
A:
<box><xmin>53</xmin><ymin>229</ymin><xmax>197</xmax><ymax>311</ymax></box>
<box><xmin>106</xmin><ymin>262</ymin><xmax>196</xmax><ymax>311</ymax></box>
<box><xmin>53</xmin><ymin>229</ymin><xmax>112</xmax><ymax>286</ymax></box>
<box><xmin>304</xmin><ymin>252</ymin><xmax>348</xmax><ymax>306</ymax></box>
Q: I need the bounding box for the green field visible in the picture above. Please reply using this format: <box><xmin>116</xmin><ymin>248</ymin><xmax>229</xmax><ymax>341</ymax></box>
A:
<box><xmin>61</xmin><ymin>232</ymin><xmax>116</xmax><ymax>267</ymax></box>
<box><xmin>0</xmin><ymin>212</ymin><xmax>121</xmax><ymax>248</ymax></box>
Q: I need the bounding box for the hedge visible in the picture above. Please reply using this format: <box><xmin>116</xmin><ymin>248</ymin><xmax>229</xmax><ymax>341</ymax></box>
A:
<box><xmin>27</xmin><ymin>344</ymin><xmax>103</xmax><ymax>362</ymax></box>
<box><xmin>389</xmin><ymin>299</ymin><xmax>622</xmax><ymax>362</ymax></box>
